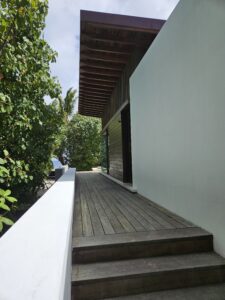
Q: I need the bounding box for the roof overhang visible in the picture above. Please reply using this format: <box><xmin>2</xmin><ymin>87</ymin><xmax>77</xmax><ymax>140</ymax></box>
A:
<box><xmin>78</xmin><ymin>10</ymin><xmax>165</xmax><ymax>118</ymax></box>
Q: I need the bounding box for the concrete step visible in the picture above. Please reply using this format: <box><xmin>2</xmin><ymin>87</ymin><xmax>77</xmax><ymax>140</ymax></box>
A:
<box><xmin>72</xmin><ymin>252</ymin><xmax>225</xmax><ymax>300</ymax></box>
<box><xmin>103</xmin><ymin>283</ymin><xmax>225</xmax><ymax>299</ymax></box>
<box><xmin>73</xmin><ymin>227</ymin><xmax>213</xmax><ymax>263</ymax></box>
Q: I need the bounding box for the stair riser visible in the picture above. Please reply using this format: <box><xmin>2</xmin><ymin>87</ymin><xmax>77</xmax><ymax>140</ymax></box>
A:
<box><xmin>72</xmin><ymin>266</ymin><xmax>225</xmax><ymax>300</ymax></box>
<box><xmin>73</xmin><ymin>236</ymin><xmax>213</xmax><ymax>263</ymax></box>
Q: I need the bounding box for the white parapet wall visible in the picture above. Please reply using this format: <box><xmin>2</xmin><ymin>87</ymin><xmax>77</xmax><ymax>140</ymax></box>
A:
<box><xmin>0</xmin><ymin>168</ymin><xmax>76</xmax><ymax>300</ymax></box>
<box><xmin>130</xmin><ymin>0</ymin><xmax>225</xmax><ymax>256</ymax></box>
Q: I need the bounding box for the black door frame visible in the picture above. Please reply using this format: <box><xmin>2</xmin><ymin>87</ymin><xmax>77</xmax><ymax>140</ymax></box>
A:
<box><xmin>121</xmin><ymin>104</ymin><xmax>133</xmax><ymax>183</ymax></box>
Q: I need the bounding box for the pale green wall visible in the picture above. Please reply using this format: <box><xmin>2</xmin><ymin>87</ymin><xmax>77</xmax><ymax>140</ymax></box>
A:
<box><xmin>130</xmin><ymin>0</ymin><xmax>225</xmax><ymax>256</ymax></box>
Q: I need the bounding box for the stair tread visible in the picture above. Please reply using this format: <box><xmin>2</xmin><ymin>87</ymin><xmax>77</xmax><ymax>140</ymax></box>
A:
<box><xmin>72</xmin><ymin>252</ymin><xmax>225</xmax><ymax>283</ymax></box>
<box><xmin>73</xmin><ymin>227</ymin><xmax>211</xmax><ymax>249</ymax></box>
<box><xmin>103</xmin><ymin>283</ymin><xmax>225</xmax><ymax>299</ymax></box>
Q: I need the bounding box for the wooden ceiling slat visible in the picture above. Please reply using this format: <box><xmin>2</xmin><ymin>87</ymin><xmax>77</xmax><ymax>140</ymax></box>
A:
<box><xmin>80</xmin><ymin>79</ymin><xmax>115</xmax><ymax>88</ymax></box>
<box><xmin>79</xmin><ymin>101</ymin><xmax>107</xmax><ymax>107</ymax></box>
<box><xmin>80</xmin><ymin>66</ymin><xmax>121</xmax><ymax>77</ymax></box>
<box><xmin>80</xmin><ymin>60</ymin><xmax>125</xmax><ymax>71</ymax></box>
<box><xmin>79</xmin><ymin>92</ymin><xmax>109</xmax><ymax>100</ymax></box>
<box><xmin>79</xmin><ymin>107</ymin><xmax>104</xmax><ymax>113</ymax></box>
<box><xmin>79</xmin><ymin>104</ymin><xmax>104</xmax><ymax>109</ymax></box>
<box><xmin>83</xmin><ymin>33</ymin><xmax>140</xmax><ymax>46</ymax></box>
<box><xmin>79</xmin><ymin>89</ymin><xmax>111</xmax><ymax>97</ymax></box>
<box><xmin>81</xmin><ymin>44</ymin><xmax>132</xmax><ymax>55</ymax></box>
<box><xmin>80</xmin><ymin>74</ymin><xmax>117</xmax><ymax>83</ymax></box>
<box><xmin>79</xmin><ymin>96</ymin><xmax>108</xmax><ymax>103</ymax></box>
<box><xmin>80</xmin><ymin>102</ymin><xmax>105</xmax><ymax>109</ymax></box>
<box><xmin>80</xmin><ymin>83</ymin><xmax>114</xmax><ymax>92</ymax></box>
<box><xmin>86</xmin><ymin>22</ymin><xmax>160</xmax><ymax>34</ymax></box>
<box><xmin>79</xmin><ymin>97</ymin><xmax>109</xmax><ymax>103</ymax></box>
<box><xmin>82</xmin><ymin>52</ymin><xmax>128</xmax><ymax>64</ymax></box>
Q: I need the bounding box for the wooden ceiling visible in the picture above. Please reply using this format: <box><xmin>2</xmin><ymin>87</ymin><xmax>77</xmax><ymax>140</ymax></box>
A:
<box><xmin>79</xmin><ymin>10</ymin><xmax>165</xmax><ymax>118</ymax></box>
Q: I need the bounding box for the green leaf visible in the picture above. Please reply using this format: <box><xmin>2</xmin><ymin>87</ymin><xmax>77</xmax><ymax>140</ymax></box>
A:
<box><xmin>6</xmin><ymin>196</ymin><xmax>17</xmax><ymax>203</ymax></box>
<box><xmin>0</xmin><ymin>202</ymin><xmax>10</xmax><ymax>211</ymax></box>
<box><xmin>3</xmin><ymin>149</ymin><xmax>9</xmax><ymax>157</ymax></box>
<box><xmin>4</xmin><ymin>189</ymin><xmax>11</xmax><ymax>196</ymax></box>
<box><xmin>0</xmin><ymin>166</ymin><xmax>9</xmax><ymax>174</ymax></box>
<box><xmin>1</xmin><ymin>217</ymin><xmax>14</xmax><ymax>226</ymax></box>
<box><xmin>0</xmin><ymin>158</ymin><xmax>6</xmax><ymax>165</ymax></box>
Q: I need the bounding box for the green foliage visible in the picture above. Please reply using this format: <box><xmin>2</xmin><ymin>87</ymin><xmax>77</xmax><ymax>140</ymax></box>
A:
<box><xmin>66</xmin><ymin>114</ymin><xmax>101</xmax><ymax>171</ymax></box>
<box><xmin>53</xmin><ymin>88</ymin><xmax>77</xmax><ymax>164</ymax></box>
<box><xmin>58</xmin><ymin>88</ymin><xmax>77</xmax><ymax>123</ymax></box>
<box><xmin>0</xmin><ymin>0</ymin><xmax>62</xmax><ymax>231</ymax></box>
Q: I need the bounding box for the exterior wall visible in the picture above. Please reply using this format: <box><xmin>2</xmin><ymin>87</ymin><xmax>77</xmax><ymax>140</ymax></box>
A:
<box><xmin>130</xmin><ymin>0</ymin><xmax>225</xmax><ymax>256</ymax></box>
<box><xmin>108</xmin><ymin>115</ymin><xmax>123</xmax><ymax>181</ymax></box>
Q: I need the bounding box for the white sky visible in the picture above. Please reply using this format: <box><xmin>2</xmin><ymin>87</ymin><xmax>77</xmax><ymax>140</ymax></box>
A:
<box><xmin>44</xmin><ymin>0</ymin><xmax>179</xmax><ymax>105</ymax></box>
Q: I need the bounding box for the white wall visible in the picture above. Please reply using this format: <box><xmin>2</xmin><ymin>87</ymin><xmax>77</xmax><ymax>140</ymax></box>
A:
<box><xmin>0</xmin><ymin>169</ymin><xmax>75</xmax><ymax>300</ymax></box>
<box><xmin>130</xmin><ymin>0</ymin><xmax>225</xmax><ymax>256</ymax></box>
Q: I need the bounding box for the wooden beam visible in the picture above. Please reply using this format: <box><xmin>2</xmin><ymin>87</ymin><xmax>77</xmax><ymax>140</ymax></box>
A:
<box><xmin>79</xmin><ymin>105</ymin><xmax>104</xmax><ymax>111</ymax></box>
<box><xmin>81</xmin><ymin>10</ymin><xmax>165</xmax><ymax>33</ymax></box>
<box><xmin>82</xmin><ymin>33</ymin><xmax>136</xmax><ymax>46</ymax></box>
<box><xmin>82</xmin><ymin>51</ymin><xmax>129</xmax><ymax>64</ymax></box>
<box><xmin>81</xmin><ymin>43</ymin><xmax>132</xmax><ymax>55</ymax></box>
<box><xmin>79</xmin><ymin>96</ymin><xmax>108</xmax><ymax>103</ymax></box>
<box><xmin>79</xmin><ymin>92</ymin><xmax>109</xmax><ymax>100</ymax></box>
<box><xmin>80</xmin><ymin>59</ymin><xmax>125</xmax><ymax>71</ymax></box>
<box><xmin>80</xmin><ymin>74</ymin><xmax>117</xmax><ymax>83</ymax></box>
<box><xmin>80</xmin><ymin>83</ymin><xmax>114</xmax><ymax>92</ymax></box>
<box><xmin>79</xmin><ymin>103</ymin><xmax>105</xmax><ymax>109</ymax></box>
<box><xmin>80</xmin><ymin>66</ymin><xmax>121</xmax><ymax>77</ymax></box>
<box><xmin>80</xmin><ymin>79</ymin><xmax>116</xmax><ymax>88</ymax></box>
<box><xmin>79</xmin><ymin>89</ymin><xmax>111</xmax><ymax>97</ymax></box>
<box><xmin>79</xmin><ymin>101</ymin><xmax>107</xmax><ymax>108</ymax></box>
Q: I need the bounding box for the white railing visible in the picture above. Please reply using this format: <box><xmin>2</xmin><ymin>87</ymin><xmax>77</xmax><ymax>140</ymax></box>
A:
<box><xmin>0</xmin><ymin>168</ymin><xmax>76</xmax><ymax>300</ymax></box>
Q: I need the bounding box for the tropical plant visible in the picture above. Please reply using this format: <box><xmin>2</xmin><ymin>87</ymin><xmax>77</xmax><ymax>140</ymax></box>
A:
<box><xmin>0</xmin><ymin>0</ymin><xmax>62</xmax><ymax>232</ymax></box>
<box><xmin>66</xmin><ymin>114</ymin><xmax>101</xmax><ymax>171</ymax></box>
<box><xmin>58</xmin><ymin>88</ymin><xmax>77</xmax><ymax>123</ymax></box>
<box><xmin>53</xmin><ymin>88</ymin><xmax>77</xmax><ymax>164</ymax></box>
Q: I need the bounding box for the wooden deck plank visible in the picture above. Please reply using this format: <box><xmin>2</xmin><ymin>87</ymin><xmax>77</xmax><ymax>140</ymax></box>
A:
<box><xmin>85</xmin><ymin>190</ymin><xmax>105</xmax><ymax>236</ymax></box>
<box><xmin>91</xmin><ymin>187</ymin><xmax>115</xmax><ymax>235</ymax></box>
<box><xmin>73</xmin><ymin>176</ymin><xmax>83</xmax><ymax>237</ymax></box>
<box><xmin>118</xmin><ymin>191</ymin><xmax>176</xmax><ymax>229</ymax></box>
<box><xmin>137</xmin><ymin>194</ymin><xmax>195</xmax><ymax>227</ymax></box>
<box><xmin>82</xmin><ymin>176</ymin><xmax>105</xmax><ymax>236</ymax></box>
<box><xmin>94</xmin><ymin>189</ymin><xmax>126</xmax><ymax>234</ymax></box>
<box><xmin>114</xmin><ymin>191</ymin><xmax>162</xmax><ymax>230</ymax></box>
<box><xmin>80</xmin><ymin>191</ymin><xmax>94</xmax><ymax>237</ymax></box>
<box><xmin>79</xmin><ymin>174</ymin><xmax>94</xmax><ymax>237</ymax></box>
<box><xmin>101</xmin><ymin>191</ymin><xmax>136</xmax><ymax>233</ymax></box>
<box><xmin>113</xmin><ymin>190</ymin><xmax>163</xmax><ymax>229</ymax></box>
<box><xmin>133</xmin><ymin>193</ymin><xmax>188</xmax><ymax>229</ymax></box>
<box><xmin>109</xmin><ymin>194</ymin><xmax>146</xmax><ymax>232</ymax></box>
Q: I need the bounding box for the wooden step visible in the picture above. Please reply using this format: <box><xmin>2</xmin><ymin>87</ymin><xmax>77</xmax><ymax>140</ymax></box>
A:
<box><xmin>103</xmin><ymin>283</ymin><xmax>225</xmax><ymax>299</ymax></box>
<box><xmin>73</xmin><ymin>227</ymin><xmax>213</xmax><ymax>263</ymax></box>
<box><xmin>72</xmin><ymin>252</ymin><xmax>225</xmax><ymax>300</ymax></box>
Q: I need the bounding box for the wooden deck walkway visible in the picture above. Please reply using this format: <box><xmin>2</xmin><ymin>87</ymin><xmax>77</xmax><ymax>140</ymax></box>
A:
<box><xmin>72</xmin><ymin>172</ymin><xmax>225</xmax><ymax>300</ymax></box>
<box><xmin>73</xmin><ymin>171</ymin><xmax>194</xmax><ymax>238</ymax></box>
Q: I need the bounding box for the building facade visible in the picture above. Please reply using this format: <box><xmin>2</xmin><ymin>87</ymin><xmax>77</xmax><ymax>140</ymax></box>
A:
<box><xmin>79</xmin><ymin>0</ymin><xmax>225</xmax><ymax>257</ymax></box>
